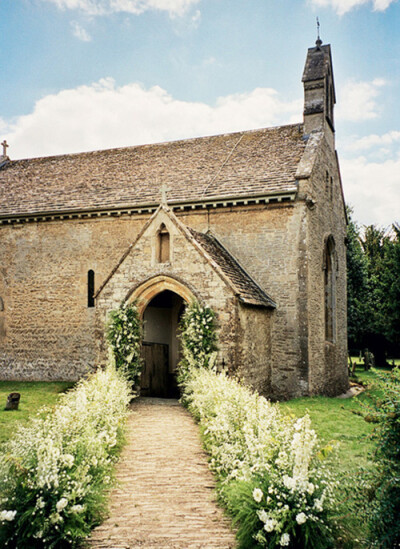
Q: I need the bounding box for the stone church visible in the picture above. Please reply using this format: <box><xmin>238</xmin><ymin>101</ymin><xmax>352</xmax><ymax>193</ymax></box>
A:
<box><xmin>0</xmin><ymin>40</ymin><xmax>348</xmax><ymax>400</ymax></box>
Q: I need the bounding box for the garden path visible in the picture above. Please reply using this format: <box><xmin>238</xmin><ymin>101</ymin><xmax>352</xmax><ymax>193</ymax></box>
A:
<box><xmin>86</xmin><ymin>397</ymin><xmax>236</xmax><ymax>549</ymax></box>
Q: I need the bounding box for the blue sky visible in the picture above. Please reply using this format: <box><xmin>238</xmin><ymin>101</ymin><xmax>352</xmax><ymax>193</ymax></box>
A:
<box><xmin>0</xmin><ymin>0</ymin><xmax>399</xmax><ymax>227</ymax></box>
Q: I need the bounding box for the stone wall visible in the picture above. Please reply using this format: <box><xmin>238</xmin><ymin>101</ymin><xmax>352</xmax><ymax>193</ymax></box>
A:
<box><xmin>300</xmin><ymin>134</ymin><xmax>349</xmax><ymax>396</ymax></box>
<box><xmin>236</xmin><ymin>304</ymin><xmax>273</xmax><ymax>395</ymax></box>
<box><xmin>0</xmin><ymin>216</ymin><xmax>145</xmax><ymax>380</ymax></box>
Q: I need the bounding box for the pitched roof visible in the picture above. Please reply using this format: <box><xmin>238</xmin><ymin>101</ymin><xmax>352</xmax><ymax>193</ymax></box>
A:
<box><xmin>188</xmin><ymin>228</ymin><xmax>276</xmax><ymax>308</ymax></box>
<box><xmin>0</xmin><ymin>124</ymin><xmax>306</xmax><ymax>219</ymax></box>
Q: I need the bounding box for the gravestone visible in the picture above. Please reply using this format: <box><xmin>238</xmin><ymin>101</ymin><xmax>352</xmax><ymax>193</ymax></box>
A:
<box><xmin>5</xmin><ymin>392</ymin><xmax>20</xmax><ymax>410</ymax></box>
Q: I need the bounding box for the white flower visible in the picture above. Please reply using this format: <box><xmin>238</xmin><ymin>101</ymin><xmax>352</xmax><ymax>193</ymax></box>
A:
<box><xmin>280</xmin><ymin>532</ymin><xmax>290</xmax><ymax>546</ymax></box>
<box><xmin>0</xmin><ymin>510</ymin><xmax>17</xmax><ymax>522</ymax></box>
<box><xmin>257</xmin><ymin>509</ymin><xmax>268</xmax><ymax>522</ymax></box>
<box><xmin>264</xmin><ymin>519</ymin><xmax>277</xmax><ymax>532</ymax></box>
<box><xmin>314</xmin><ymin>498</ymin><xmax>324</xmax><ymax>512</ymax></box>
<box><xmin>63</xmin><ymin>454</ymin><xmax>74</xmax><ymax>468</ymax></box>
<box><xmin>36</xmin><ymin>497</ymin><xmax>45</xmax><ymax>509</ymax></box>
<box><xmin>50</xmin><ymin>512</ymin><xmax>63</xmax><ymax>523</ymax></box>
<box><xmin>56</xmin><ymin>498</ymin><xmax>68</xmax><ymax>512</ymax></box>
<box><xmin>70</xmin><ymin>504</ymin><xmax>84</xmax><ymax>514</ymax></box>
<box><xmin>252</xmin><ymin>488</ymin><xmax>263</xmax><ymax>503</ymax></box>
<box><xmin>296</xmin><ymin>512</ymin><xmax>307</xmax><ymax>524</ymax></box>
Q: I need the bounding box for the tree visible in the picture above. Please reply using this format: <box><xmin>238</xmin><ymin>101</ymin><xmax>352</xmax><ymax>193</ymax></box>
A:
<box><xmin>380</xmin><ymin>224</ymin><xmax>400</xmax><ymax>352</ymax></box>
<box><xmin>346</xmin><ymin>212</ymin><xmax>400</xmax><ymax>365</ymax></box>
<box><xmin>346</xmin><ymin>209</ymin><xmax>369</xmax><ymax>351</ymax></box>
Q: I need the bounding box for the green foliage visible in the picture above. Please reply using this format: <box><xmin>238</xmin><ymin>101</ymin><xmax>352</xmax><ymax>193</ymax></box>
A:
<box><xmin>346</xmin><ymin>209</ymin><xmax>369</xmax><ymax>349</ymax></box>
<box><xmin>276</xmin><ymin>367</ymin><xmax>385</xmax><ymax>548</ymax></box>
<box><xmin>177</xmin><ymin>300</ymin><xmax>218</xmax><ymax>386</ymax></box>
<box><xmin>363</xmin><ymin>368</ymin><xmax>400</xmax><ymax>548</ymax></box>
<box><xmin>346</xmin><ymin>209</ymin><xmax>400</xmax><ymax>362</ymax></box>
<box><xmin>224</xmin><ymin>477</ymin><xmax>334</xmax><ymax>549</ymax></box>
<box><xmin>181</xmin><ymin>368</ymin><xmax>337</xmax><ymax>549</ymax></box>
<box><xmin>0</xmin><ymin>364</ymin><xmax>132</xmax><ymax>548</ymax></box>
<box><xmin>106</xmin><ymin>303</ymin><xmax>143</xmax><ymax>385</ymax></box>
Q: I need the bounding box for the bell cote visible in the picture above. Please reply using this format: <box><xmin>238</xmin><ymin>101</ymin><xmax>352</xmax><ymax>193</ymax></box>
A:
<box><xmin>302</xmin><ymin>39</ymin><xmax>336</xmax><ymax>148</ymax></box>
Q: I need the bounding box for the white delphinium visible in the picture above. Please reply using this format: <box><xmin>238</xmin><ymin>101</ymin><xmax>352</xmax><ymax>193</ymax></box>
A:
<box><xmin>0</xmin><ymin>363</ymin><xmax>132</xmax><ymax>547</ymax></box>
<box><xmin>56</xmin><ymin>498</ymin><xmax>68</xmax><ymax>513</ymax></box>
<box><xmin>280</xmin><ymin>532</ymin><xmax>290</xmax><ymax>546</ymax></box>
<box><xmin>181</xmin><ymin>366</ymin><xmax>336</xmax><ymax>548</ymax></box>
<box><xmin>0</xmin><ymin>510</ymin><xmax>17</xmax><ymax>522</ymax></box>
<box><xmin>296</xmin><ymin>511</ymin><xmax>307</xmax><ymax>524</ymax></box>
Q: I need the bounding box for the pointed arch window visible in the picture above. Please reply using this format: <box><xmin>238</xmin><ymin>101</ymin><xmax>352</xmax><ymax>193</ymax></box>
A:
<box><xmin>324</xmin><ymin>236</ymin><xmax>336</xmax><ymax>342</ymax></box>
<box><xmin>88</xmin><ymin>270</ymin><xmax>95</xmax><ymax>308</ymax></box>
<box><xmin>157</xmin><ymin>224</ymin><xmax>170</xmax><ymax>263</ymax></box>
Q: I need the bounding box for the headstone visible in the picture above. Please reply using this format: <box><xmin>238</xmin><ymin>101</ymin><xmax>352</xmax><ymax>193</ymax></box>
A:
<box><xmin>5</xmin><ymin>392</ymin><xmax>20</xmax><ymax>410</ymax></box>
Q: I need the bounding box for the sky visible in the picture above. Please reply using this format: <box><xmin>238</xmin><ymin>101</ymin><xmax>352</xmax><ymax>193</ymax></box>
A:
<box><xmin>0</xmin><ymin>0</ymin><xmax>399</xmax><ymax>228</ymax></box>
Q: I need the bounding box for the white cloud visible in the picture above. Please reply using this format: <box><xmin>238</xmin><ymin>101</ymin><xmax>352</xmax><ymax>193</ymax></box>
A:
<box><xmin>346</xmin><ymin>130</ymin><xmax>400</xmax><ymax>152</ymax></box>
<box><xmin>43</xmin><ymin>0</ymin><xmax>200</xmax><ymax>16</ymax></box>
<box><xmin>336</xmin><ymin>78</ymin><xmax>386</xmax><ymax>122</ymax></box>
<box><xmin>71</xmin><ymin>21</ymin><xmax>92</xmax><ymax>41</ymax></box>
<box><xmin>310</xmin><ymin>0</ymin><xmax>395</xmax><ymax>15</ymax></box>
<box><xmin>1</xmin><ymin>78</ymin><xmax>301</xmax><ymax>159</ymax></box>
<box><xmin>341</xmin><ymin>153</ymin><xmax>400</xmax><ymax>227</ymax></box>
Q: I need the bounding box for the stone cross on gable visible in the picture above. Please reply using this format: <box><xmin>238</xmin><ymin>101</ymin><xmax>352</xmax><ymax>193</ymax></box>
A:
<box><xmin>160</xmin><ymin>181</ymin><xmax>171</xmax><ymax>205</ymax></box>
<box><xmin>1</xmin><ymin>140</ymin><xmax>9</xmax><ymax>157</ymax></box>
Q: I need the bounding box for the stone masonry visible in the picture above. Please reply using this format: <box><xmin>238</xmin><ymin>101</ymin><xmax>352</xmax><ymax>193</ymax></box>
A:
<box><xmin>0</xmin><ymin>40</ymin><xmax>348</xmax><ymax>399</ymax></box>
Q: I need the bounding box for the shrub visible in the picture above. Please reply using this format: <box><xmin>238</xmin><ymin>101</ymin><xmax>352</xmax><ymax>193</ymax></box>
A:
<box><xmin>364</xmin><ymin>368</ymin><xmax>400</xmax><ymax>548</ymax></box>
<box><xmin>106</xmin><ymin>303</ymin><xmax>143</xmax><ymax>385</ymax></box>
<box><xmin>0</xmin><ymin>364</ymin><xmax>132</xmax><ymax>548</ymax></box>
<box><xmin>182</xmin><ymin>369</ymin><xmax>336</xmax><ymax>548</ymax></box>
<box><xmin>178</xmin><ymin>302</ymin><xmax>336</xmax><ymax>549</ymax></box>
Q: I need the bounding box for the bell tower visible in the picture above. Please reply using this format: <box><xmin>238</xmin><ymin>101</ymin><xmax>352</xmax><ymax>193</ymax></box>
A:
<box><xmin>302</xmin><ymin>36</ymin><xmax>336</xmax><ymax>149</ymax></box>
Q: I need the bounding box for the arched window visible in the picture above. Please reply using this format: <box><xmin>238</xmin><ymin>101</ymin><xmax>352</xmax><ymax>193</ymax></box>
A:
<box><xmin>88</xmin><ymin>270</ymin><xmax>95</xmax><ymax>308</ymax></box>
<box><xmin>324</xmin><ymin>236</ymin><xmax>336</xmax><ymax>342</ymax></box>
<box><xmin>157</xmin><ymin>224</ymin><xmax>170</xmax><ymax>263</ymax></box>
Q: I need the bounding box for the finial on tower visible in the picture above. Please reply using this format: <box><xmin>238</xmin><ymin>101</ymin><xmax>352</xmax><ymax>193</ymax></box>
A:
<box><xmin>316</xmin><ymin>17</ymin><xmax>322</xmax><ymax>49</ymax></box>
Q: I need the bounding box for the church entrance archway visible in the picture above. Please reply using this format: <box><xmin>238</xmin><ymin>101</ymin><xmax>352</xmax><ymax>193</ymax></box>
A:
<box><xmin>140</xmin><ymin>290</ymin><xmax>186</xmax><ymax>398</ymax></box>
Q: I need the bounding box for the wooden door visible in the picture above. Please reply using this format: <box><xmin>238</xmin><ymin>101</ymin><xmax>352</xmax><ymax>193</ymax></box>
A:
<box><xmin>140</xmin><ymin>343</ymin><xmax>169</xmax><ymax>397</ymax></box>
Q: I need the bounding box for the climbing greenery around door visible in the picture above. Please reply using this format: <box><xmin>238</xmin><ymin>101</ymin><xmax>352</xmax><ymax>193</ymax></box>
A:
<box><xmin>178</xmin><ymin>301</ymin><xmax>337</xmax><ymax>549</ymax></box>
<box><xmin>106</xmin><ymin>302</ymin><xmax>143</xmax><ymax>385</ymax></box>
<box><xmin>0</xmin><ymin>364</ymin><xmax>132</xmax><ymax>548</ymax></box>
<box><xmin>177</xmin><ymin>300</ymin><xmax>218</xmax><ymax>385</ymax></box>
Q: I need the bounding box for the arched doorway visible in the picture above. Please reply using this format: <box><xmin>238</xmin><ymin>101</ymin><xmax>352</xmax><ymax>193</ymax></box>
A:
<box><xmin>140</xmin><ymin>290</ymin><xmax>186</xmax><ymax>398</ymax></box>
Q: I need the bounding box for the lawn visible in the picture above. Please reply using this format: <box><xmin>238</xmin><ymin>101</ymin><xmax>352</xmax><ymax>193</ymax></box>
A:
<box><xmin>0</xmin><ymin>381</ymin><xmax>74</xmax><ymax>446</ymax></box>
<box><xmin>278</xmin><ymin>366</ymin><xmax>389</xmax><ymax>548</ymax></box>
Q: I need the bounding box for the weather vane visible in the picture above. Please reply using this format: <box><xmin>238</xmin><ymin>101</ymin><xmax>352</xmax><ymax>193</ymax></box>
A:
<box><xmin>316</xmin><ymin>17</ymin><xmax>322</xmax><ymax>48</ymax></box>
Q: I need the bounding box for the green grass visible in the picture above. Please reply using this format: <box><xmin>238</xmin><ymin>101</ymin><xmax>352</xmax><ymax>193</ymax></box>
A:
<box><xmin>350</xmin><ymin>355</ymin><xmax>400</xmax><ymax>367</ymax></box>
<box><xmin>0</xmin><ymin>381</ymin><xmax>74</xmax><ymax>446</ymax></box>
